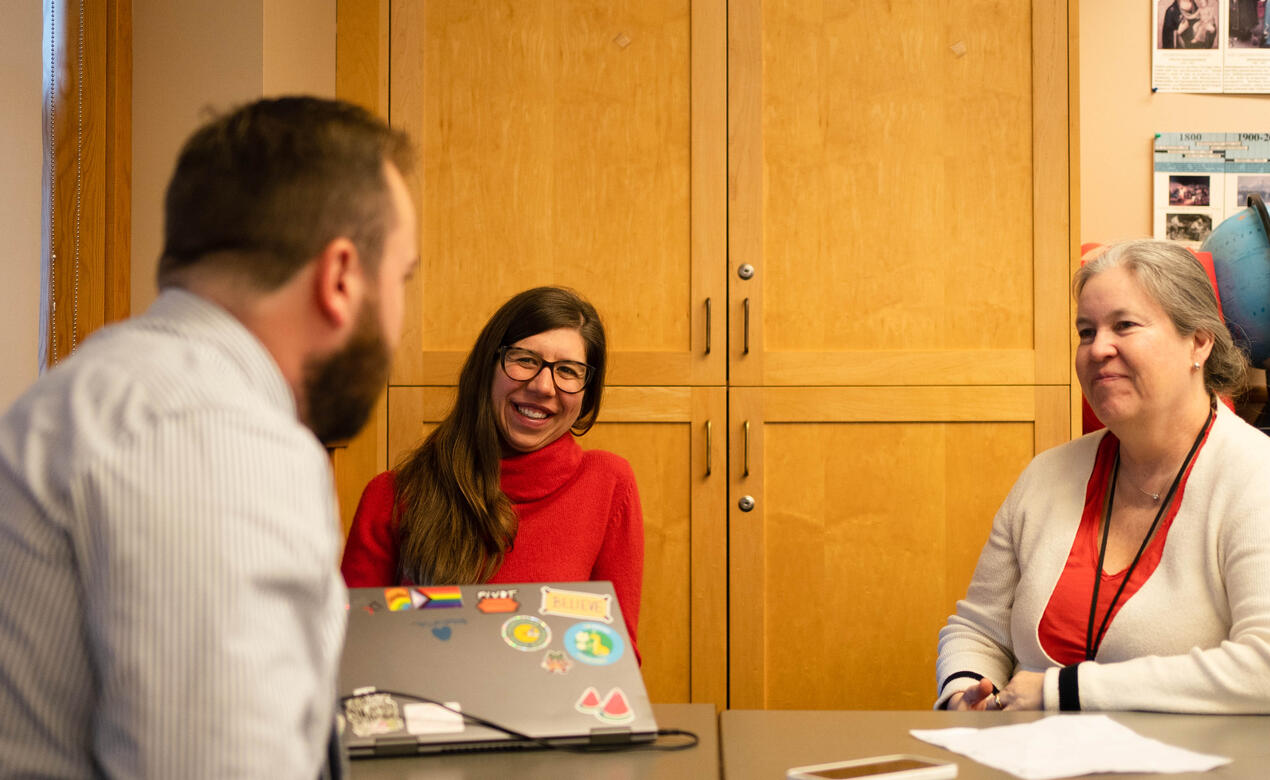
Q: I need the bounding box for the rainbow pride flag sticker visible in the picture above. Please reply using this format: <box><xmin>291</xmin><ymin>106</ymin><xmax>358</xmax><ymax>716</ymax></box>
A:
<box><xmin>415</xmin><ymin>586</ymin><xmax>463</xmax><ymax>609</ymax></box>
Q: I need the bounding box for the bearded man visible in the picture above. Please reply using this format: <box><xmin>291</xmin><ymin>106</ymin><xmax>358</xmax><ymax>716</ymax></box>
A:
<box><xmin>0</xmin><ymin>96</ymin><xmax>418</xmax><ymax>778</ymax></box>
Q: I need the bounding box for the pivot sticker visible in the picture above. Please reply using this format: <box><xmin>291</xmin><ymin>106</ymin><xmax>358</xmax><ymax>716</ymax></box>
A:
<box><xmin>414</xmin><ymin>586</ymin><xmax>463</xmax><ymax>609</ymax></box>
<box><xmin>541</xmin><ymin>650</ymin><xmax>572</xmax><ymax>675</ymax></box>
<box><xmin>573</xmin><ymin>687</ymin><xmax>634</xmax><ymax>724</ymax></box>
<box><xmin>539</xmin><ymin>585</ymin><xmax>613</xmax><ymax>623</ymax></box>
<box><xmin>501</xmin><ymin>615</ymin><xmax>551</xmax><ymax>652</ymax></box>
<box><xmin>563</xmin><ymin>621</ymin><xmax>624</xmax><ymax>666</ymax></box>
<box><xmin>344</xmin><ymin>692</ymin><xmax>404</xmax><ymax>737</ymax></box>
<box><xmin>477</xmin><ymin>588</ymin><xmax>520</xmax><ymax>614</ymax></box>
<box><xmin>384</xmin><ymin>588</ymin><xmax>412</xmax><ymax>612</ymax></box>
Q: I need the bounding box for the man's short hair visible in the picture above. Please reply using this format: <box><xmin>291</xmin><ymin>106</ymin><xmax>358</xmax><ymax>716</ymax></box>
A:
<box><xmin>158</xmin><ymin>96</ymin><xmax>413</xmax><ymax>290</ymax></box>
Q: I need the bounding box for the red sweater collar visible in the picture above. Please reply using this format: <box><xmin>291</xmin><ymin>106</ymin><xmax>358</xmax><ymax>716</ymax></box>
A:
<box><xmin>500</xmin><ymin>433</ymin><xmax>583</xmax><ymax>502</ymax></box>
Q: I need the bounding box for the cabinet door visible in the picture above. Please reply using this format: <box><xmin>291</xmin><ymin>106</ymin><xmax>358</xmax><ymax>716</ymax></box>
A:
<box><xmin>388</xmin><ymin>385</ymin><xmax>728</xmax><ymax>707</ymax></box>
<box><xmin>388</xmin><ymin>0</ymin><xmax>725</xmax><ymax>388</ymax></box>
<box><xmin>728</xmin><ymin>386</ymin><xmax>1070</xmax><ymax>710</ymax></box>
<box><xmin>728</xmin><ymin>0</ymin><xmax>1072</xmax><ymax>389</ymax></box>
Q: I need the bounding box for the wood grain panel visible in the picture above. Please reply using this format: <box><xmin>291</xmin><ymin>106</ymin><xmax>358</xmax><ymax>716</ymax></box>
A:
<box><xmin>729</xmin><ymin>0</ymin><xmax>1071</xmax><ymax>390</ymax></box>
<box><xmin>389</xmin><ymin>0</ymin><xmax>722</xmax><ymax>388</ymax></box>
<box><xmin>732</xmin><ymin>413</ymin><xmax>1036</xmax><ymax>710</ymax></box>
<box><xmin>757</xmin><ymin>349</ymin><xmax>1035</xmax><ymax>387</ymax></box>
<box><xmin>335</xmin><ymin>0</ymin><xmax>389</xmax><ymax>119</ymax></box>
<box><xmin>48</xmin><ymin>0</ymin><xmax>129</xmax><ymax>362</ymax></box>
<box><xmin>331</xmin><ymin>0</ymin><xmax>392</xmax><ymax>536</ymax></box>
<box><xmin>760</xmin><ymin>0</ymin><xmax>1032</xmax><ymax>352</ymax></box>
<box><xmin>1033</xmin><ymin>0</ymin><xmax>1073</xmax><ymax>387</ymax></box>
<box><xmin>761</xmin><ymin>385</ymin><xmax>1035</xmax><ymax>423</ymax></box>
<box><xmin>105</xmin><ymin>0</ymin><xmax>130</xmax><ymax>324</ymax></box>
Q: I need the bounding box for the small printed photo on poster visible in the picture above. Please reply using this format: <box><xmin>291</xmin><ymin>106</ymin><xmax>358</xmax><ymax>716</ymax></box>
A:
<box><xmin>1236</xmin><ymin>173</ymin><xmax>1270</xmax><ymax>204</ymax></box>
<box><xmin>1159</xmin><ymin>0</ymin><xmax>1220</xmax><ymax>49</ymax></box>
<box><xmin>1165</xmin><ymin>212</ymin><xmax>1215</xmax><ymax>243</ymax></box>
<box><xmin>1227</xmin><ymin>0</ymin><xmax>1270</xmax><ymax>48</ymax></box>
<box><xmin>1169</xmin><ymin>175</ymin><xmax>1212</xmax><ymax>206</ymax></box>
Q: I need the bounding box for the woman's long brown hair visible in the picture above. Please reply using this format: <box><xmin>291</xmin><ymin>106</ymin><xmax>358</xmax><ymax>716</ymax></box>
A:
<box><xmin>394</xmin><ymin>286</ymin><xmax>607</xmax><ymax>584</ymax></box>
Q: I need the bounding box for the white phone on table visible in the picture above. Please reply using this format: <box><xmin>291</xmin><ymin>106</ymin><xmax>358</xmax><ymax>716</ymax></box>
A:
<box><xmin>786</xmin><ymin>754</ymin><xmax>957</xmax><ymax>780</ymax></box>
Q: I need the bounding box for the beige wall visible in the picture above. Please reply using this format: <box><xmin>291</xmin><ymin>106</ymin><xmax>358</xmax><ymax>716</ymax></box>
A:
<box><xmin>0</xmin><ymin>2</ymin><xmax>44</xmax><ymax>410</ymax></box>
<box><xmin>131</xmin><ymin>0</ymin><xmax>335</xmax><ymax>312</ymax></box>
<box><xmin>1081</xmin><ymin>1</ymin><xmax>1270</xmax><ymax>243</ymax></box>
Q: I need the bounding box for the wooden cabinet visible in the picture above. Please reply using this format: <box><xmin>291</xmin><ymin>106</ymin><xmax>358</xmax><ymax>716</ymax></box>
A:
<box><xmin>728</xmin><ymin>386</ymin><xmax>1070</xmax><ymax>709</ymax></box>
<box><xmin>332</xmin><ymin>0</ymin><xmax>1075</xmax><ymax>710</ymax></box>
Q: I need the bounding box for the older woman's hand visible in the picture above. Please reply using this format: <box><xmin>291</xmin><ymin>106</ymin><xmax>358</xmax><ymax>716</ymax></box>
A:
<box><xmin>997</xmin><ymin>670</ymin><xmax>1044</xmax><ymax>710</ymax></box>
<box><xmin>948</xmin><ymin>678</ymin><xmax>997</xmax><ymax>710</ymax></box>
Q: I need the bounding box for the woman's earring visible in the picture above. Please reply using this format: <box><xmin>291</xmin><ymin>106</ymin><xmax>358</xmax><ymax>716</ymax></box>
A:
<box><xmin>1192</xmin><ymin>361</ymin><xmax>1201</xmax><ymax>370</ymax></box>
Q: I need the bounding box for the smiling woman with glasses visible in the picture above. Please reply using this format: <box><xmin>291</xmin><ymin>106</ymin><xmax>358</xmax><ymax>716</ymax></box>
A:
<box><xmin>340</xmin><ymin>286</ymin><xmax>645</xmax><ymax>655</ymax></box>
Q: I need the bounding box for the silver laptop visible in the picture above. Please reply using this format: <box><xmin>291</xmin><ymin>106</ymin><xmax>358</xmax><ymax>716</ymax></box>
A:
<box><xmin>337</xmin><ymin>581</ymin><xmax>657</xmax><ymax>758</ymax></box>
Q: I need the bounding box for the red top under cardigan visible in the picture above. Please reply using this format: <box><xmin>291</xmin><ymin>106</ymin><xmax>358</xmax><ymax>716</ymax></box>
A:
<box><xmin>340</xmin><ymin>434</ymin><xmax>645</xmax><ymax>652</ymax></box>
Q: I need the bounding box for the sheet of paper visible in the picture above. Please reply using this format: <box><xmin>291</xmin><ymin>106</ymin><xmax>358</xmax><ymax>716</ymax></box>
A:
<box><xmin>910</xmin><ymin>714</ymin><xmax>1230</xmax><ymax>780</ymax></box>
<box><xmin>403</xmin><ymin>701</ymin><xmax>464</xmax><ymax>735</ymax></box>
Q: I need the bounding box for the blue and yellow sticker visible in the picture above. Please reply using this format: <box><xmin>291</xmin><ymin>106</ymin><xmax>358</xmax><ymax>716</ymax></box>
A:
<box><xmin>563</xmin><ymin>621</ymin><xmax>625</xmax><ymax>666</ymax></box>
<box><xmin>501</xmin><ymin>615</ymin><xmax>551</xmax><ymax>652</ymax></box>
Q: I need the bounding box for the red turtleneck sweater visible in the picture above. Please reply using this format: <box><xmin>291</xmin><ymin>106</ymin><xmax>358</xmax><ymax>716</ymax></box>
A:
<box><xmin>340</xmin><ymin>434</ymin><xmax>644</xmax><ymax>650</ymax></box>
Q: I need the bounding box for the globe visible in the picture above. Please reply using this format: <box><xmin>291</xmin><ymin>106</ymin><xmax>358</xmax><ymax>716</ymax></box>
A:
<box><xmin>1201</xmin><ymin>195</ymin><xmax>1270</xmax><ymax>370</ymax></box>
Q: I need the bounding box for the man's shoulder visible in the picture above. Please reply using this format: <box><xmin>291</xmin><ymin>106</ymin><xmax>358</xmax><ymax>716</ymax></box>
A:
<box><xmin>0</xmin><ymin>313</ymin><xmax>311</xmax><ymax>487</ymax></box>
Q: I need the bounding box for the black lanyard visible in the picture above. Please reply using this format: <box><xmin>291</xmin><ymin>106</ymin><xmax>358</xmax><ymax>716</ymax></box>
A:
<box><xmin>1084</xmin><ymin>405</ymin><xmax>1215</xmax><ymax>661</ymax></box>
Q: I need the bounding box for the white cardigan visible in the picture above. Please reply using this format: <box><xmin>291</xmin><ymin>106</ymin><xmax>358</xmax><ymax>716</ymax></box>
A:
<box><xmin>936</xmin><ymin>403</ymin><xmax>1270</xmax><ymax>712</ymax></box>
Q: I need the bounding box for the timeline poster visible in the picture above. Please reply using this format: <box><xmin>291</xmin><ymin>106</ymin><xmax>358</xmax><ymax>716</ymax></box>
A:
<box><xmin>1154</xmin><ymin>132</ymin><xmax>1270</xmax><ymax>246</ymax></box>
<box><xmin>1153</xmin><ymin>0</ymin><xmax>1270</xmax><ymax>93</ymax></box>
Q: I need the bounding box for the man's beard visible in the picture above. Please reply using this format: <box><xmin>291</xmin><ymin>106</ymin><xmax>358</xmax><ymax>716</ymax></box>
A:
<box><xmin>302</xmin><ymin>298</ymin><xmax>392</xmax><ymax>446</ymax></box>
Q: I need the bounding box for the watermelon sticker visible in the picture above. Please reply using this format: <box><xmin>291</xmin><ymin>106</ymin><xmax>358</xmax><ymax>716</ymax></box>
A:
<box><xmin>574</xmin><ymin>686</ymin><xmax>603</xmax><ymax>714</ymax></box>
<box><xmin>574</xmin><ymin>686</ymin><xmax>634</xmax><ymax>723</ymax></box>
<box><xmin>598</xmin><ymin>688</ymin><xmax>634</xmax><ymax>723</ymax></box>
<box><xmin>563</xmin><ymin>621</ymin><xmax>625</xmax><ymax>666</ymax></box>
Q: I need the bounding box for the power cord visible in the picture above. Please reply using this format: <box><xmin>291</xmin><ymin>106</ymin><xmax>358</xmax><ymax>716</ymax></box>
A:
<box><xmin>340</xmin><ymin>688</ymin><xmax>699</xmax><ymax>753</ymax></box>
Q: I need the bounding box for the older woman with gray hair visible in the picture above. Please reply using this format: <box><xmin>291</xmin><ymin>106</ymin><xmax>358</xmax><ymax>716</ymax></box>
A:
<box><xmin>936</xmin><ymin>239</ymin><xmax>1270</xmax><ymax>713</ymax></box>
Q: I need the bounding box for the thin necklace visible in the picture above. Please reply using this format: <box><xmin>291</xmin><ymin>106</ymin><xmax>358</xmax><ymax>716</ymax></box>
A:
<box><xmin>1084</xmin><ymin>405</ymin><xmax>1214</xmax><ymax>661</ymax></box>
<box><xmin>1119</xmin><ymin>471</ymin><xmax>1161</xmax><ymax>503</ymax></box>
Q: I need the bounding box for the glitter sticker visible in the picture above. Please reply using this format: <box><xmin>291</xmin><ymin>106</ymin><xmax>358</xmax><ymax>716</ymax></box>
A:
<box><xmin>501</xmin><ymin>615</ymin><xmax>551</xmax><ymax>652</ymax></box>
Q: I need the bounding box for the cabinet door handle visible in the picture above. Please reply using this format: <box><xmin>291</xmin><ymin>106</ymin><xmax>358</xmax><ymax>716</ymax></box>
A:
<box><xmin>743</xmin><ymin>420</ymin><xmax>751</xmax><ymax>477</ymax></box>
<box><xmin>705</xmin><ymin>420</ymin><xmax>712</xmax><ymax>477</ymax></box>
<box><xmin>704</xmin><ymin>297</ymin><xmax>712</xmax><ymax>355</ymax></box>
<box><xmin>743</xmin><ymin>297</ymin><xmax>750</xmax><ymax>355</ymax></box>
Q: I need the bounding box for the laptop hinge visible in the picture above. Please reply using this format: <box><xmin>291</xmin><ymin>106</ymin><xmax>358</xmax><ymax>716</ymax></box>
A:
<box><xmin>588</xmin><ymin>726</ymin><xmax>634</xmax><ymax>746</ymax></box>
<box><xmin>372</xmin><ymin>736</ymin><xmax>421</xmax><ymax>757</ymax></box>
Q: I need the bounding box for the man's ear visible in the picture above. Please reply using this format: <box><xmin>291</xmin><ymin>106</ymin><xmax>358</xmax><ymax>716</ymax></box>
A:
<box><xmin>313</xmin><ymin>237</ymin><xmax>364</xmax><ymax>328</ymax></box>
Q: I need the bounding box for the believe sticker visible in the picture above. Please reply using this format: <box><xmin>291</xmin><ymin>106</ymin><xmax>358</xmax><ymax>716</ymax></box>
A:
<box><xmin>539</xmin><ymin>585</ymin><xmax>613</xmax><ymax>623</ymax></box>
<box><xmin>501</xmin><ymin>615</ymin><xmax>551</xmax><ymax>652</ymax></box>
<box><xmin>563</xmin><ymin>621</ymin><xmax>624</xmax><ymax>666</ymax></box>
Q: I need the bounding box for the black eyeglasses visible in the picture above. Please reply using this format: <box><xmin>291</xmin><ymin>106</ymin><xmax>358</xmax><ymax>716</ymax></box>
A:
<box><xmin>497</xmin><ymin>346</ymin><xmax>594</xmax><ymax>394</ymax></box>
